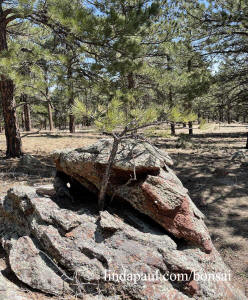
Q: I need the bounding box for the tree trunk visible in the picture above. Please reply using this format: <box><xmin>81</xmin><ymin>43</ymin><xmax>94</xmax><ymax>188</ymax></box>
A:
<box><xmin>246</xmin><ymin>132</ymin><xmax>248</xmax><ymax>149</ymax></box>
<box><xmin>24</xmin><ymin>103</ymin><xmax>31</xmax><ymax>131</ymax></box>
<box><xmin>197</xmin><ymin>111</ymin><xmax>201</xmax><ymax>124</ymax></box>
<box><xmin>227</xmin><ymin>106</ymin><xmax>231</xmax><ymax>124</ymax></box>
<box><xmin>188</xmin><ymin>121</ymin><xmax>193</xmax><ymax>135</ymax></box>
<box><xmin>47</xmin><ymin>102</ymin><xmax>54</xmax><ymax>131</ymax></box>
<box><xmin>0</xmin><ymin>20</ymin><xmax>23</xmax><ymax>157</ymax></box>
<box><xmin>183</xmin><ymin>122</ymin><xmax>186</xmax><ymax>128</ymax></box>
<box><xmin>124</xmin><ymin>72</ymin><xmax>135</xmax><ymax>121</ymax></box>
<box><xmin>0</xmin><ymin>79</ymin><xmax>23</xmax><ymax>157</ymax></box>
<box><xmin>98</xmin><ymin>137</ymin><xmax>119</xmax><ymax>211</ymax></box>
<box><xmin>127</xmin><ymin>72</ymin><xmax>135</xmax><ymax>89</ymax></box>
<box><xmin>219</xmin><ymin>108</ymin><xmax>223</xmax><ymax>122</ymax></box>
<box><xmin>69</xmin><ymin>114</ymin><xmax>75</xmax><ymax>133</ymax></box>
<box><xmin>67</xmin><ymin>58</ymin><xmax>75</xmax><ymax>133</ymax></box>
<box><xmin>22</xmin><ymin>94</ymin><xmax>31</xmax><ymax>131</ymax></box>
<box><xmin>227</xmin><ymin>112</ymin><xmax>231</xmax><ymax>124</ymax></box>
<box><xmin>21</xmin><ymin>111</ymin><xmax>25</xmax><ymax>130</ymax></box>
<box><xmin>170</xmin><ymin>122</ymin><xmax>176</xmax><ymax>135</ymax></box>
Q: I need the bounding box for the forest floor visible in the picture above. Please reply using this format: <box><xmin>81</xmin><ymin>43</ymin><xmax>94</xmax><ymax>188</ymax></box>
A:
<box><xmin>0</xmin><ymin>122</ymin><xmax>247</xmax><ymax>298</ymax></box>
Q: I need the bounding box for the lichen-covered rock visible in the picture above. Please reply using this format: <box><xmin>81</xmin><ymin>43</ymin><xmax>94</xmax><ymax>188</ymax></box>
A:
<box><xmin>52</xmin><ymin>138</ymin><xmax>174</xmax><ymax>170</ymax></box>
<box><xmin>8</xmin><ymin>236</ymin><xmax>70</xmax><ymax>296</ymax></box>
<box><xmin>0</xmin><ymin>185</ymin><xmax>245</xmax><ymax>299</ymax></box>
<box><xmin>52</xmin><ymin>139</ymin><xmax>212</xmax><ymax>253</ymax></box>
<box><xmin>0</xmin><ymin>272</ymin><xmax>28</xmax><ymax>300</ymax></box>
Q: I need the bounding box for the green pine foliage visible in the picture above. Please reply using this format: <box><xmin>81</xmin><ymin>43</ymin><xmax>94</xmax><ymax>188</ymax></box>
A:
<box><xmin>0</xmin><ymin>0</ymin><xmax>247</xmax><ymax>139</ymax></box>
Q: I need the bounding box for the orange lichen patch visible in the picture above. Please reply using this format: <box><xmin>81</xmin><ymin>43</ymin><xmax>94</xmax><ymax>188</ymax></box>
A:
<box><xmin>65</xmin><ymin>231</ymin><xmax>75</xmax><ymax>239</ymax></box>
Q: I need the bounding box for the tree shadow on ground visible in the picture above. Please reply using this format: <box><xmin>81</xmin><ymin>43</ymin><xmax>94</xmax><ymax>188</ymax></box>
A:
<box><xmin>24</xmin><ymin>133</ymin><xmax>102</xmax><ymax>139</ymax></box>
<box><xmin>165</xmin><ymin>151</ymin><xmax>248</xmax><ymax>239</ymax></box>
<box><xmin>162</xmin><ymin>148</ymin><xmax>248</xmax><ymax>291</ymax></box>
<box><xmin>0</xmin><ymin>153</ymin><xmax>55</xmax><ymax>195</ymax></box>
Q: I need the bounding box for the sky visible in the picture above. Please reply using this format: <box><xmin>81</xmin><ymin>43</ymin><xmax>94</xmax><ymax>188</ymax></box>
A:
<box><xmin>199</xmin><ymin>0</ymin><xmax>210</xmax><ymax>8</ymax></box>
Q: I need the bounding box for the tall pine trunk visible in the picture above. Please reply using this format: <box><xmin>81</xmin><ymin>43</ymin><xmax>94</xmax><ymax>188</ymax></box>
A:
<box><xmin>69</xmin><ymin>113</ymin><xmax>75</xmax><ymax>133</ymax></box>
<box><xmin>197</xmin><ymin>111</ymin><xmax>201</xmax><ymax>124</ymax></box>
<box><xmin>21</xmin><ymin>111</ymin><xmax>25</xmax><ymax>130</ymax></box>
<box><xmin>68</xmin><ymin>58</ymin><xmax>75</xmax><ymax>133</ymax></box>
<box><xmin>168</xmin><ymin>86</ymin><xmax>176</xmax><ymax>136</ymax></box>
<box><xmin>188</xmin><ymin>121</ymin><xmax>193</xmax><ymax>135</ymax></box>
<box><xmin>227</xmin><ymin>109</ymin><xmax>231</xmax><ymax>124</ymax></box>
<box><xmin>170</xmin><ymin>123</ymin><xmax>175</xmax><ymax>135</ymax></box>
<box><xmin>22</xmin><ymin>94</ymin><xmax>31</xmax><ymax>131</ymax></box>
<box><xmin>125</xmin><ymin>72</ymin><xmax>135</xmax><ymax>122</ymax></box>
<box><xmin>47</xmin><ymin>102</ymin><xmax>54</xmax><ymax>131</ymax></box>
<box><xmin>0</xmin><ymin>19</ymin><xmax>23</xmax><ymax>157</ymax></box>
<box><xmin>68</xmin><ymin>81</ymin><xmax>75</xmax><ymax>133</ymax></box>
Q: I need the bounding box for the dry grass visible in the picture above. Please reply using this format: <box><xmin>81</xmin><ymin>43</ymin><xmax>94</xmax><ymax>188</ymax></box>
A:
<box><xmin>0</xmin><ymin>122</ymin><xmax>247</xmax><ymax>296</ymax></box>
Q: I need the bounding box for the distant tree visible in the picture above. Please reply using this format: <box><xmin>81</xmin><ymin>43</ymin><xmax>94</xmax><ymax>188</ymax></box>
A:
<box><xmin>179</xmin><ymin>0</ymin><xmax>248</xmax><ymax>144</ymax></box>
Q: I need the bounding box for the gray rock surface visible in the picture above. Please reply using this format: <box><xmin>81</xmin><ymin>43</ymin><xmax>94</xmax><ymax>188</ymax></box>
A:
<box><xmin>52</xmin><ymin>139</ymin><xmax>212</xmax><ymax>253</ymax></box>
<box><xmin>21</xmin><ymin>154</ymin><xmax>43</xmax><ymax>166</ymax></box>
<box><xmin>0</xmin><ymin>185</ymin><xmax>246</xmax><ymax>299</ymax></box>
<box><xmin>0</xmin><ymin>272</ymin><xmax>27</xmax><ymax>300</ymax></box>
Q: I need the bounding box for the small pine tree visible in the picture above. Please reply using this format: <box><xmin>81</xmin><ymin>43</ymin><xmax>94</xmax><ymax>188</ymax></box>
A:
<box><xmin>73</xmin><ymin>94</ymin><xmax>161</xmax><ymax>211</ymax></box>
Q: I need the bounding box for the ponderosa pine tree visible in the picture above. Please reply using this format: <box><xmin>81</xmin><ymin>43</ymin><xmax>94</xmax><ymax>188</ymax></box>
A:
<box><xmin>179</xmin><ymin>0</ymin><xmax>248</xmax><ymax>144</ymax></box>
<box><xmin>0</xmin><ymin>1</ymin><xmax>23</xmax><ymax>157</ymax></box>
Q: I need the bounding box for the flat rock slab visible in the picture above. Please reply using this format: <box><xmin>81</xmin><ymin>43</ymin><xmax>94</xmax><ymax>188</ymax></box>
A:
<box><xmin>0</xmin><ymin>185</ymin><xmax>245</xmax><ymax>299</ymax></box>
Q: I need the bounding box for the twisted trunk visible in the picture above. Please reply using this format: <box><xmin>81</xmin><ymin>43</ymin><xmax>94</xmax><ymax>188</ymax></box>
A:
<box><xmin>98</xmin><ymin>137</ymin><xmax>119</xmax><ymax>211</ymax></box>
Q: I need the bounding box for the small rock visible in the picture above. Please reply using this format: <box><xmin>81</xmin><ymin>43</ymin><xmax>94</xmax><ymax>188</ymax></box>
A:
<box><xmin>20</xmin><ymin>154</ymin><xmax>43</xmax><ymax>166</ymax></box>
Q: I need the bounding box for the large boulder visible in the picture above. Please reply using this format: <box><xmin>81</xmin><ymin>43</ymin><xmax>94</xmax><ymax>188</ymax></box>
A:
<box><xmin>52</xmin><ymin>139</ymin><xmax>212</xmax><ymax>253</ymax></box>
<box><xmin>0</xmin><ymin>185</ymin><xmax>245</xmax><ymax>299</ymax></box>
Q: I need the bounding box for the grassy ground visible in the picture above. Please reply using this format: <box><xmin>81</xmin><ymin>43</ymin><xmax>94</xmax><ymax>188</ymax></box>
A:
<box><xmin>0</xmin><ymin>122</ymin><xmax>247</xmax><ymax>297</ymax></box>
